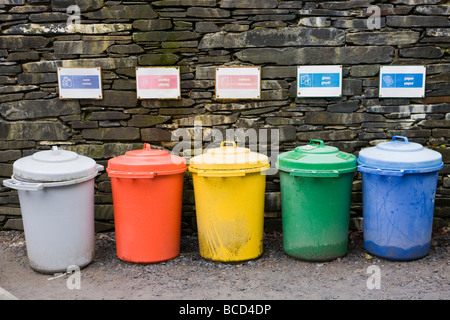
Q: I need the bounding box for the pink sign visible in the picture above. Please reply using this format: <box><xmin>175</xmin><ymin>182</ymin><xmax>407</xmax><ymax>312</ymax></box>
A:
<box><xmin>138</xmin><ymin>75</ymin><xmax>178</xmax><ymax>90</ymax></box>
<box><xmin>217</xmin><ymin>75</ymin><xmax>259</xmax><ymax>90</ymax></box>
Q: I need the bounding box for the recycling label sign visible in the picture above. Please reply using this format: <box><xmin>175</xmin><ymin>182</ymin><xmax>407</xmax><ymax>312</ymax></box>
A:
<box><xmin>58</xmin><ymin>67</ymin><xmax>102</xmax><ymax>99</ymax></box>
<box><xmin>379</xmin><ymin>65</ymin><xmax>426</xmax><ymax>98</ymax></box>
<box><xmin>215</xmin><ymin>66</ymin><xmax>261</xmax><ymax>100</ymax></box>
<box><xmin>297</xmin><ymin>65</ymin><xmax>342</xmax><ymax>97</ymax></box>
<box><xmin>136</xmin><ymin>66</ymin><xmax>181</xmax><ymax>100</ymax></box>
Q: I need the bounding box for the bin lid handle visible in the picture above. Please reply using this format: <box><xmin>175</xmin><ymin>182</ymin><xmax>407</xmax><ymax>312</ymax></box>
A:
<box><xmin>391</xmin><ymin>136</ymin><xmax>409</xmax><ymax>143</ymax></box>
<box><xmin>308</xmin><ymin>139</ymin><xmax>325</xmax><ymax>147</ymax></box>
<box><xmin>220</xmin><ymin>141</ymin><xmax>237</xmax><ymax>149</ymax></box>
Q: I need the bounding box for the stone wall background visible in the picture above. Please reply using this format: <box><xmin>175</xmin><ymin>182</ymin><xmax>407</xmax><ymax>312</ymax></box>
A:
<box><xmin>0</xmin><ymin>0</ymin><xmax>449</xmax><ymax>233</ymax></box>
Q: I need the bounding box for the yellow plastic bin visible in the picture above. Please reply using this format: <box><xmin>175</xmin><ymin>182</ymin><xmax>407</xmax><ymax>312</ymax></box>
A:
<box><xmin>188</xmin><ymin>141</ymin><xmax>270</xmax><ymax>262</ymax></box>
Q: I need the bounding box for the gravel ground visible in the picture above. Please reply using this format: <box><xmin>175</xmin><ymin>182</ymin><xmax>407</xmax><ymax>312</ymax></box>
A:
<box><xmin>0</xmin><ymin>228</ymin><xmax>448</xmax><ymax>301</ymax></box>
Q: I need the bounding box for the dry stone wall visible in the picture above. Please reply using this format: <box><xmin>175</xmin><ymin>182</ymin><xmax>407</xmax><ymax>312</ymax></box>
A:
<box><xmin>0</xmin><ymin>0</ymin><xmax>449</xmax><ymax>232</ymax></box>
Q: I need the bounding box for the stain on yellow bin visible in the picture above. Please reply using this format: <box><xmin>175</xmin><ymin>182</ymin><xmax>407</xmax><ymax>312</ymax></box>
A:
<box><xmin>189</xmin><ymin>141</ymin><xmax>270</xmax><ymax>262</ymax></box>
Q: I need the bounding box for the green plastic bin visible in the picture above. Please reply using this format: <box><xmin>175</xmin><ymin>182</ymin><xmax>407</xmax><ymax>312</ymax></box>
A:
<box><xmin>276</xmin><ymin>139</ymin><xmax>357</xmax><ymax>261</ymax></box>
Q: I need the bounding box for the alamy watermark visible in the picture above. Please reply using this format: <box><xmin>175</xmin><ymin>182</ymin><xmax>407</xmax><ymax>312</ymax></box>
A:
<box><xmin>36</xmin><ymin>1</ymin><xmax>385</xmax><ymax>294</ymax></box>
<box><xmin>66</xmin><ymin>5</ymin><xmax>81</xmax><ymax>28</ymax></box>
<box><xmin>366</xmin><ymin>265</ymin><xmax>381</xmax><ymax>290</ymax></box>
<box><xmin>366</xmin><ymin>5</ymin><xmax>381</xmax><ymax>30</ymax></box>
<box><xmin>48</xmin><ymin>265</ymin><xmax>81</xmax><ymax>290</ymax></box>
<box><xmin>171</xmin><ymin>120</ymin><xmax>280</xmax><ymax>175</ymax></box>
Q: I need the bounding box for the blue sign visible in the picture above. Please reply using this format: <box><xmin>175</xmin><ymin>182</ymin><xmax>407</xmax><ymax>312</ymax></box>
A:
<box><xmin>59</xmin><ymin>75</ymin><xmax>100</xmax><ymax>89</ymax></box>
<box><xmin>381</xmin><ymin>73</ymin><xmax>423</xmax><ymax>88</ymax></box>
<box><xmin>298</xmin><ymin>73</ymin><xmax>340</xmax><ymax>88</ymax></box>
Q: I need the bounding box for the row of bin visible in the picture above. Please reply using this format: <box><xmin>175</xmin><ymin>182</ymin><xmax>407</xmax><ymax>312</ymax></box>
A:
<box><xmin>3</xmin><ymin>136</ymin><xmax>444</xmax><ymax>274</ymax></box>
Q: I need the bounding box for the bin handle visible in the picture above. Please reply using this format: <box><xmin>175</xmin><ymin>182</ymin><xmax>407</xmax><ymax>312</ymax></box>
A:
<box><xmin>392</xmin><ymin>136</ymin><xmax>409</xmax><ymax>143</ymax></box>
<box><xmin>357</xmin><ymin>165</ymin><xmax>405</xmax><ymax>176</ymax></box>
<box><xmin>220</xmin><ymin>141</ymin><xmax>237</xmax><ymax>149</ymax></box>
<box><xmin>3</xmin><ymin>165</ymin><xmax>104</xmax><ymax>191</ymax></box>
<box><xmin>106</xmin><ymin>170</ymin><xmax>156</xmax><ymax>179</ymax></box>
<box><xmin>197</xmin><ymin>170</ymin><xmax>246</xmax><ymax>177</ymax></box>
<box><xmin>3</xmin><ymin>179</ymin><xmax>44</xmax><ymax>191</ymax></box>
<box><xmin>309</xmin><ymin>139</ymin><xmax>325</xmax><ymax>147</ymax></box>
<box><xmin>289</xmin><ymin>169</ymin><xmax>339</xmax><ymax>178</ymax></box>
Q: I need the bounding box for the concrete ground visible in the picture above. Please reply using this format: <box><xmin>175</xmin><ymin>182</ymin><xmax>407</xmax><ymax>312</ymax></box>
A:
<box><xmin>0</xmin><ymin>228</ymin><xmax>448</xmax><ymax>302</ymax></box>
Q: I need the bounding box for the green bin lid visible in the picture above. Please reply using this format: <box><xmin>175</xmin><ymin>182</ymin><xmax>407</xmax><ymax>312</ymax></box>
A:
<box><xmin>276</xmin><ymin>139</ymin><xmax>357</xmax><ymax>175</ymax></box>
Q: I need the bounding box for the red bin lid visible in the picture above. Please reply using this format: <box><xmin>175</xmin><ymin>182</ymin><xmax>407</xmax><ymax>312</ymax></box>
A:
<box><xmin>107</xmin><ymin>143</ymin><xmax>187</xmax><ymax>178</ymax></box>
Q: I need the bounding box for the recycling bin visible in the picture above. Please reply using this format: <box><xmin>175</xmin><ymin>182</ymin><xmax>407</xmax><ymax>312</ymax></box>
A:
<box><xmin>358</xmin><ymin>136</ymin><xmax>444</xmax><ymax>260</ymax></box>
<box><xmin>188</xmin><ymin>141</ymin><xmax>270</xmax><ymax>262</ymax></box>
<box><xmin>106</xmin><ymin>143</ymin><xmax>187</xmax><ymax>263</ymax></box>
<box><xmin>3</xmin><ymin>146</ymin><xmax>103</xmax><ymax>274</ymax></box>
<box><xmin>276</xmin><ymin>139</ymin><xmax>357</xmax><ymax>261</ymax></box>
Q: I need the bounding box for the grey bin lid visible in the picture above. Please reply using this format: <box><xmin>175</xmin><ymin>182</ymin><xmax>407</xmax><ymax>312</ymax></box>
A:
<box><xmin>12</xmin><ymin>146</ymin><xmax>99</xmax><ymax>182</ymax></box>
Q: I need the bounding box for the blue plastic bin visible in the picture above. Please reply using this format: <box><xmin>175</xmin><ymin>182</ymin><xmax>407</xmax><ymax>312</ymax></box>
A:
<box><xmin>358</xmin><ymin>136</ymin><xmax>443</xmax><ymax>260</ymax></box>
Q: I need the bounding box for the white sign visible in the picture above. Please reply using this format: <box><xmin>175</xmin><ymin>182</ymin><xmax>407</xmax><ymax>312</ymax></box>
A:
<box><xmin>58</xmin><ymin>67</ymin><xmax>102</xmax><ymax>99</ymax></box>
<box><xmin>136</xmin><ymin>67</ymin><xmax>181</xmax><ymax>99</ymax></box>
<box><xmin>215</xmin><ymin>66</ymin><xmax>261</xmax><ymax>100</ymax></box>
<box><xmin>297</xmin><ymin>65</ymin><xmax>342</xmax><ymax>97</ymax></box>
<box><xmin>379</xmin><ymin>65</ymin><xmax>426</xmax><ymax>98</ymax></box>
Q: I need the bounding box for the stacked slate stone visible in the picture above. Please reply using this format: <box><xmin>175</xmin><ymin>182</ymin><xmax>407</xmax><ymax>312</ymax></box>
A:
<box><xmin>0</xmin><ymin>0</ymin><xmax>448</xmax><ymax>232</ymax></box>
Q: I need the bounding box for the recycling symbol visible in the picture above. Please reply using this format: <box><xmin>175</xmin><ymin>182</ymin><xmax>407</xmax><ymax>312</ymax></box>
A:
<box><xmin>61</xmin><ymin>76</ymin><xmax>73</xmax><ymax>88</ymax></box>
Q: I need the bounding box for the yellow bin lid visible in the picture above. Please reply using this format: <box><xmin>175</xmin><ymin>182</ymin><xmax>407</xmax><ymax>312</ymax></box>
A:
<box><xmin>188</xmin><ymin>141</ymin><xmax>270</xmax><ymax>177</ymax></box>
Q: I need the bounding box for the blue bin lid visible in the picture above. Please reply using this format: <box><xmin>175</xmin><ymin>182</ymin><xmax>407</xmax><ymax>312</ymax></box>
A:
<box><xmin>358</xmin><ymin>136</ymin><xmax>443</xmax><ymax>174</ymax></box>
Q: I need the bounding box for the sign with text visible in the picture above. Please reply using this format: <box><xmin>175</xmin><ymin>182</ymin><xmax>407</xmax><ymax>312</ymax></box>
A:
<box><xmin>215</xmin><ymin>66</ymin><xmax>261</xmax><ymax>100</ymax></box>
<box><xmin>379</xmin><ymin>65</ymin><xmax>426</xmax><ymax>98</ymax></box>
<box><xmin>297</xmin><ymin>65</ymin><xmax>342</xmax><ymax>97</ymax></box>
<box><xmin>136</xmin><ymin>67</ymin><xmax>181</xmax><ymax>99</ymax></box>
<box><xmin>58</xmin><ymin>67</ymin><xmax>102</xmax><ymax>99</ymax></box>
